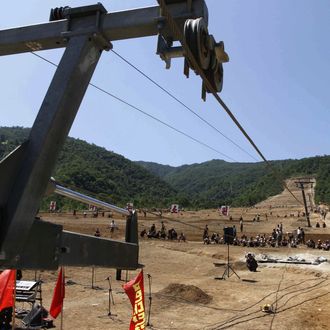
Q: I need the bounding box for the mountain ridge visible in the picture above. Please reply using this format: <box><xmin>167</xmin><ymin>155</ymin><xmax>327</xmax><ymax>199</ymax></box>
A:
<box><xmin>1</xmin><ymin>126</ymin><xmax>329</xmax><ymax>209</ymax></box>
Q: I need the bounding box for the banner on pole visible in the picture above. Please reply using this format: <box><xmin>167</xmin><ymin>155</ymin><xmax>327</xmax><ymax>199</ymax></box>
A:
<box><xmin>126</xmin><ymin>202</ymin><xmax>134</xmax><ymax>212</ymax></box>
<box><xmin>0</xmin><ymin>269</ymin><xmax>16</xmax><ymax>312</ymax></box>
<box><xmin>123</xmin><ymin>270</ymin><xmax>146</xmax><ymax>330</ymax></box>
<box><xmin>89</xmin><ymin>205</ymin><xmax>97</xmax><ymax>211</ymax></box>
<box><xmin>49</xmin><ymin>267</ymin><xmax>65</xmax><ymax>319</ymax></box>
<box><xmin>170</xmin><ymin>204</ymin><xmax>179</xmax><ymax>213</ymax></box>
<box><xmin>220</xmin><ymin>205</ymin><xmax>230</xmax><ymax>216</ymax></box>
<box><xmin>49</xmin><ymin>201</ymin><xmax>56</xmax><ymax>212</ymax></box>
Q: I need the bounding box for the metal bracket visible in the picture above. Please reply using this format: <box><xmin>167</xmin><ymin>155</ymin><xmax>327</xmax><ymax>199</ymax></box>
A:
<box><xmin>156</xmin><ymin>34</ymin><xmax>173</xmax><ymax>69</ymax></box>
<box><xmin>156</xmin><ymin>0</ymin><xmax>208</xmax><ymax>69</ymax></box>
<box><xmin>12</xmin><ymin>214</ymin><xmax>140</xmax><ymax>270</ymax></box>
<box><xmin>50</xmin><ymin>3</ymin><xmax>112</xmax><ymax>51</ymax></box>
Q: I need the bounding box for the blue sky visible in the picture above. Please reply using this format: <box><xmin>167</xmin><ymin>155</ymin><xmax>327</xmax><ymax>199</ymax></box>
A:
<box><xmin>1</xmin><ymin>0</ymin><xmax>329</xmax><ymax>166</ymax></box>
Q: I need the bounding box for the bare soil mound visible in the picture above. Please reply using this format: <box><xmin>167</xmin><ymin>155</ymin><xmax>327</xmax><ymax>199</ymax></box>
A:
<box><xmin>157</xmin><ymin>283</ymin><xmax>212</xmax><ymax>304</ymax></box>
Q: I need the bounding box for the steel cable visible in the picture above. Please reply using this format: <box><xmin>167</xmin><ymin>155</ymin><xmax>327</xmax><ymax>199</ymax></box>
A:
<box><xmin>111</xmin><ymin>49</ymin><xmax>258</xmax><ymax>162</ymax></box>
<box><xmin>31</xmin><ymin>52</ymin><xmax>237</xmax><ymax>162</ymax></box>
<box><xmin>157</xmin><ymin>0</ymin><xmax>303</xmax><ymax>206</ymax></box>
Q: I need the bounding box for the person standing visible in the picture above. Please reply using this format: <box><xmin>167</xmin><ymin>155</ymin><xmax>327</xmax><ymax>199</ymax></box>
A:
<box><xmin>301</xmin><ymin>228</ymin><xmax>305</xmax><ymax>244</ymax></box>
<box><xmin>240</xmin><ymin>217</ymin><xmax>244</xmax><ymax>232</ymax></box>
<box><xmin>110</xmin><ymin>219</ymin><xmax>117</xmax><ymax>234</ymax></box>
<box><xmin>203</xmin><ymin>225</ymin><xmax>209</xmax><ymax>239</ymax></box>
<box><xmin>297</xmin><ymin>227</ymin><xmax>302</xmax><ymax>242</ymax></box>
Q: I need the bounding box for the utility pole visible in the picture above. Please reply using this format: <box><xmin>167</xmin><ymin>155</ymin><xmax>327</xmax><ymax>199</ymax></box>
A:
<box><xmin>295</xmin><ymin>180</ymin><xmax>313</xmax><ymax>227</ymax></box>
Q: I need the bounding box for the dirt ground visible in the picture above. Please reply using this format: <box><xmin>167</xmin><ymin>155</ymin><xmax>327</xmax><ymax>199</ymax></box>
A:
<box><xmin>15</xmin><ymin>179</ymin><xmax>330</xmax><ymax>329</ymax></box>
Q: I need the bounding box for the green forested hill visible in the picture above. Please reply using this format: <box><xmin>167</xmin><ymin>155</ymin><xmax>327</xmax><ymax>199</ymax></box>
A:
<box><xmin>1</xmin><ymin>127</ymin><xmax>330</xmax><ymax>210</ymax></box>
<box><xmin>0</xmin><ymin>127</ymin><xmax>180</xmax><ymax>210</ymax></box>
<box><xmin>137</xmin><ymin>161</ymin><xmax>177</xmax><ymax>178</ymax></box>
<box><xmin>137</xmin><ymin>156</ymin><xmax>330</xmax><ymax>207</ymax></box>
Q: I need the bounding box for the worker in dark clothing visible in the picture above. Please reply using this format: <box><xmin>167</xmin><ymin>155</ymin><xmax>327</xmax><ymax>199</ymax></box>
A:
<box><xmin>246</xmin><ymin>253</ymin><xmax>258</xmax><ymax>272</ymax></box>
<box><xmin>203</xmin><ymin>225</ymin><xmax>209</xmax><ymax>240</ymax></box>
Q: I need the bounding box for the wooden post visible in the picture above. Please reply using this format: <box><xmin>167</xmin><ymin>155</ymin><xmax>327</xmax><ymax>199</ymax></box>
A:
<box><xmin>92</xmin><ymin>267</ymin><xmax>95</xmax><ymax>289</ymax></box>
<box><xmin>60</xmin><ymin>307</ymin><xmax>63</xmax><ymax>330</ymax></box>
<box><xmin>12</xmin><ymin>270</ymin><xmax>17</xmax><ymax>330</ymax></box>
<box><xmin>296</xmin><ymin>181</ymin><xmax>312</xmax><ymax>227</ymax></box>
<box><xmin>60</xmin><ymin>267</ymin><xmax>64</xmax><ymax>330</ymax></box>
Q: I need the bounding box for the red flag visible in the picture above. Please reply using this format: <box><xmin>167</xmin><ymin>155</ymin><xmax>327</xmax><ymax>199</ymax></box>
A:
<box><xmin>49</xmin><ymin>267</ymin><xmax>65</xmax><ymax>319</ymax></box>
<box><xmin>0</xmin><ymin>269</ymin><xmax>16</xmax><ymax>312</ymax></box>
<box><xmin>123</xmin><ymin>270</ymin><xmax>146</xmax><ymax>330</ymax></box>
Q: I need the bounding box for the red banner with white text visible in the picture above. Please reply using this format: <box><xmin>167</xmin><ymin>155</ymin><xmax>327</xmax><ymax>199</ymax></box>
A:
<box><xmin>123</xmin><ymin>270</ymin><xmax>146</xmax><ymax>330</ymax></box>
<box><xmin>0</xmin><ymin>269</ymin><xmax>16</xmax><ymax>312</ymax></box>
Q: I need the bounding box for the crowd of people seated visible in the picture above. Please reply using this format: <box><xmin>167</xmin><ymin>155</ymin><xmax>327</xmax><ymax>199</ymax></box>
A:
<box><xmin>202</xmin><ymin>222</ymin><xmax>330</xmax><ymax>250</ymax></box>
<box><xmin>140</xmin><ymin>222</ymin><xmax>186</xmax><ymax>242</ymax></box>
<box><xmin>306</xmin><ymin>239</ymin><xmax>330</xmax><ymax>250</ymax></box>
<box><xmin>315</xmin><ymin>221</ymin><xmax>327</xmax><ymax>228</ymax></box>
<box><xmin>203</xmin><ymin>233</ymin><xmax>301</xmax><ymax>248</ymax></box>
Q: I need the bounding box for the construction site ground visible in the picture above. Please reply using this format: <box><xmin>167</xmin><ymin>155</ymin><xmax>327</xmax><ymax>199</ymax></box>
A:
<box><xmin>18</xmin><ymin>179</ymin><xmax>330</xmax><ymax>329</ymax></box>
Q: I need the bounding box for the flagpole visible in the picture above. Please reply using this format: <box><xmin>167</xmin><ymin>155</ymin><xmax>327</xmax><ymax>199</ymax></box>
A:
<box><xmin>60</xmin><ymin>267</ymin><xmax>64</xmax><ymax>330</ymax></box>
<box><xmin>92</xmin><ymin>267</ymin><xmax>95</xmax><ymax>289</ymax></box>
<box><xmin>12</xmin><ymin>270</ymin><xmax>17</xmax><ymax>330</ymax></box>
<box><xmin>146</xmin><ymin>273</ymin><xmax>152</xmax><ymax>327</ymax></box>
<box><xmin>60</xmin><ymin>308</ymin><xmax>63</xmax><ymax>330</ymax></box>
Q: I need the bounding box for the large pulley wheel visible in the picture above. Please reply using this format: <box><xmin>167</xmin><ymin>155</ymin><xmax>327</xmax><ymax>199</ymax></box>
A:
<box><xmin>183</xmin><ymin>17</ymin><xmax>228</xmax><ymax>98</ymax></box>
<box><xmin>184</xmin><ymin>18</ymin><xmax>211</xmax><ymax>70</ymax></box>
